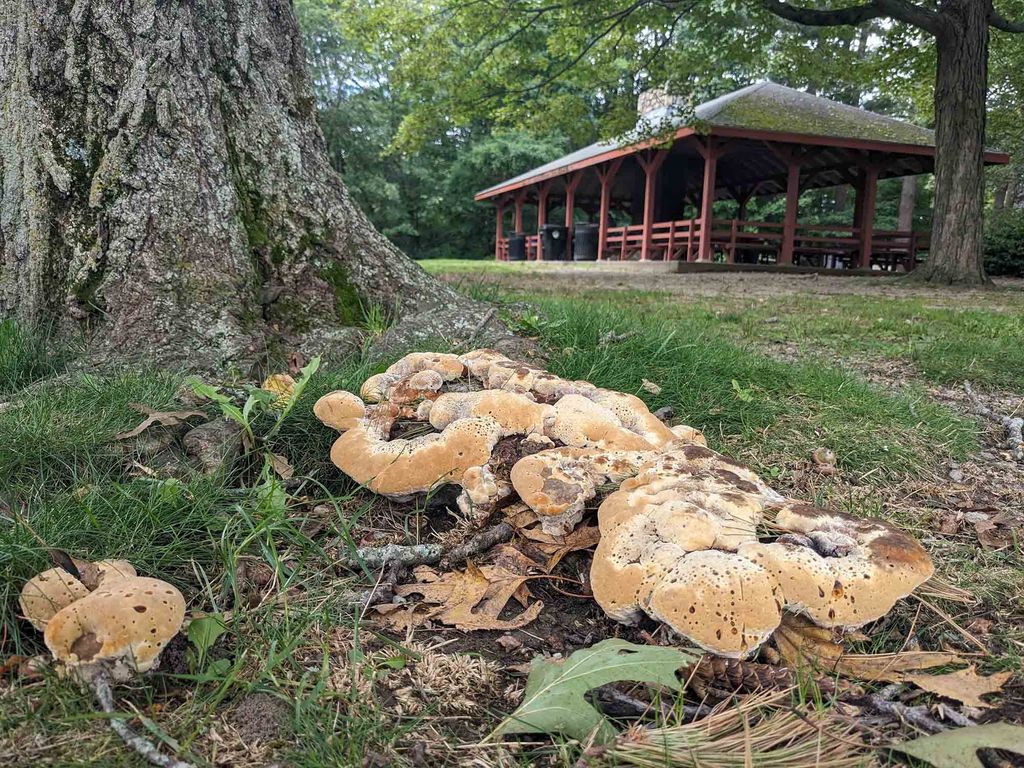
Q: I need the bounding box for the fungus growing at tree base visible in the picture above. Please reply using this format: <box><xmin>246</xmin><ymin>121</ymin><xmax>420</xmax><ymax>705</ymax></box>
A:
<box><xmin>316</xmin><ymin>349</ymin><xmax>935</xmax><ymax>658</ymax></box>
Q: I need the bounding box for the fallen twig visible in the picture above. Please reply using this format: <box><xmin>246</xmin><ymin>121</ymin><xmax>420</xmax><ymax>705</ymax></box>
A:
<box><xmin>594</xmin><ymin>685</ymin><xmax>713</xmax><ymax>722</ymax></box>
<box><xmin>335</xmin><ymin>522</ymin><xmax>514</xmax><ymax>571</ymax></box>
<box><xmin>963</xmin><ymin>381</ymin><xmax>1023</xmax><ymax>460</ymax></box>
<box><xmin>92</xmin><ymin>672</ymin><xmax>193</xmax><ymax>768</ymax></box>
<box><xmin>857</xmin><ymin>684</ymin><xmax>959</xmax><ymax>734</ymax></box>
<box><xmin>597</xmin><ymin>330</ymin><xmax>636</xmax><ymax>347</ymax></box>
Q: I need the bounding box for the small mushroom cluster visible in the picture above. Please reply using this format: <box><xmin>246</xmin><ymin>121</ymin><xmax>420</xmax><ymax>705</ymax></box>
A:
<box><xmin>19</xmin><ymin>559</ymin><xmax>185</xmax><ymax>680</ymax></box>
<box><xmin>316</xmin><ymin>350</ymin><xmax>935</xmax><ymax>658</ymax></box>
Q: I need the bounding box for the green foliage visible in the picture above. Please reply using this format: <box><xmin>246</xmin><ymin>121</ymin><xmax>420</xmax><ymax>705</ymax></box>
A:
<box><xmin>494</xmin><ymin>639</ymin><xmax>697</xmax><ymax>742</ymax></box>
<box><xmin>984</xmin><ymin>209</ymin><xmax>1024</xmax><ymax>277</ymax></box>
<box><xmin>891</xmin><ymin>723</ymin><xmax>1024</xmax><ymax>768</ymax></box>
<box><xmin>0</xmin><ymin>321</ymin><xmax>69</xmax><ymax>397</ymax></box>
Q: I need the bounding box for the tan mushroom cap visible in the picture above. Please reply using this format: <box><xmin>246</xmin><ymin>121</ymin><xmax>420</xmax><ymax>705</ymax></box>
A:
<box><xmin>459</xmin><ymin>350</ymin><xmax>591</xmax><ymax>400</ymax></box>
<box><xmin>591</xmin><ymin>504</ymin><xmax>720</xmax><ymax>624</ymax></box>
<box><xmin>20</xmin><ymin>568</ymin><xmax>90</xmax><ymax>631</ymax></box>
<box><xmin>361</xmin><ymin>353</ymin><xmax>465</xmax><ymax>402</ymax></box>
<box><xmin>644</xmin><ymin>550</ymin><xmax>783</xmax><ymax>658</ymax></box>
<box><xmin>597</xmin><ymin>467</ymin><xmax>765</xmax><ymax>550</ymax></box>
<box><xmin>44</xmin><ymin>576</ymin><xmax>186</xmax><ymax>676</ymax></box>
<box><xmin>329</xmin><ymin>410</ymin><xmax>504</xmax><ymax>497</ymax></box>
<box><xmin>509</xmin><ymin>447</ymin><xmax>651</xmax><ymax>533</ymax></box>
<box><xmin>314</xmin><ymin>391</ymin><xmax>367</xmax><ymax>432</ymax></box>
<box><xmin>739</xmin><ymin>503</ymin><xmax>935</xmax><ymax>628</ymax></box>
<box><xmin>429</xmin><ymin>390</ymin><xmax>551</xmax><ymax>436</ymax></box>
<box><xmin>584</xmin><ymin>390</ymin><xmax>681</xmax><ymax>448</ymax></box>
<box><xmin>546</xmin><ymin>395</ymin><xmax>659</xmax><ymax>451</ymax></box>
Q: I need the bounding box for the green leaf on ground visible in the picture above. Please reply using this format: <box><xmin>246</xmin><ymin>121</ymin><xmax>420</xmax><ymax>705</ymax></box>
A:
<box><xmin>493</xmin><ymin>638</ymin><xmax>697</xmax><ymax>743</ymax></box>
<box><xmin>891</xmin><ymin>723</ymin><xmax>1024</xmax><ymax>768</ymax></box>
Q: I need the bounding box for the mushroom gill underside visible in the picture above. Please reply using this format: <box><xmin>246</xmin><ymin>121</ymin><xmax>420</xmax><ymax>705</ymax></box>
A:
<box><xmin>315</xmin><ymin>349</ymin><xmax>935</xmax><ymax>658</ymax></box>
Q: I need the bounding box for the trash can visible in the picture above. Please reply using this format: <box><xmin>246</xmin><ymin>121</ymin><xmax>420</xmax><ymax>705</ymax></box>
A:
<box><xmin>507</xmin><ymin>232</ymin><xmax>526</xmax><ymax>261</ymax></box>
<box><xmin>541</xmin><ymin>224</ymin><xmax>568</xmax><ymax>261</ymax></box>
<box><xmin>573</xmin><ymin>223</ymin><xmax>599</xmax><ymax>261</ymax></box>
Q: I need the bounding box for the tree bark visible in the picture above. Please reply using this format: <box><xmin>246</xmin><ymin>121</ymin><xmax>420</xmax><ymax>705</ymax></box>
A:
<box><xmin>913</xmin><ymin>0</ymin><xmax>991</xmax><ymax>285</ymax></box>
<box><xmin>897</xmin><ymin>176</ymin><xmax>917</xmax><ymax>231</ymax></box>
<box><xmin>0</xmin><ymin>0</ymin><xmax>499</xmax><ymax>371</ymax></box>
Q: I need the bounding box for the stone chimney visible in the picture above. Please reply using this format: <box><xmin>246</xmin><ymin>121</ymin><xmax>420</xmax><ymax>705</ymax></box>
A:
<box><xmin>637</xmin><ymin>87</ymin><xmax>682</xmax><ymax>116</ymax></box>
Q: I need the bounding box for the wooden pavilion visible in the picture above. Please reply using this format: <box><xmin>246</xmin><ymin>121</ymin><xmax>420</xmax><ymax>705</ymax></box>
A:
<box><xmin>476</xmin><ymin>82</ymin><xmax>1009</xmax><ymax>269</ymax></box>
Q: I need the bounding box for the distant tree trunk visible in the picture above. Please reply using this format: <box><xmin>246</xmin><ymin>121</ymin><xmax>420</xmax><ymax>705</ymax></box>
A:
<box><xmin>913</xmin><ymin>0</ymin><xmax>990</xmax><ymax>285</ymax></box>
<box><xmin>994</xmin><ymin>183</ymin><xmax>1007</xmax><ymax>210</ymax></box>
<box><xmin>897</xmin><ymin>176</ymin><xmax>917</xmax><ymax>231</ymax></box>
<box><xmin>0</xmin><ymin>0</ymin><xmax>497</xmax><ymax>370</ymax></box>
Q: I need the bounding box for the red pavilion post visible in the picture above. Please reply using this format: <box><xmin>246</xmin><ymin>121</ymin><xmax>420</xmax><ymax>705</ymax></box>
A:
<box><xmin>638</xmin><ymin>149</ymin><xmax>669</xmax><ymax>261</ymax></box>
<box><xmin>596</xmin><ymin>158</ymin><xmax>623</xmax><ymax>260</ymax></box>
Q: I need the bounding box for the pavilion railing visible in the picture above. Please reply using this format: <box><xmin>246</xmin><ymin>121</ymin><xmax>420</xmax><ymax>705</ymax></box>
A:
<box><xmin>498</xmin><ymin>218</ymin><xmax>929</xmax><ymax>269</ymax></box>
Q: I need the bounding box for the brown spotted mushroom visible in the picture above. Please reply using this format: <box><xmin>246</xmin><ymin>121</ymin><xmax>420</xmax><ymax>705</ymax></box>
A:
<box><xmin>737</xmin><ymin>502</ymin><xmax>935</xmax><ymax>629</ymax></box>
<box><xmin>44</xmin><ymin>576</ymin><xmax>186</xmax><ymax>680</ymax></box>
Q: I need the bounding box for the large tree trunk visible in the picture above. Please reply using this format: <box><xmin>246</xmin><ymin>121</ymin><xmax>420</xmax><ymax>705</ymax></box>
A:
<box><xmin>914</xmin><ymin>0</ymin><xmax>991</xmax><ymax>285</ymax></box>
<box><xmin>0</xmin><ymin>0</ymin><xmax>497</xmax><ymax>370</ymax></box>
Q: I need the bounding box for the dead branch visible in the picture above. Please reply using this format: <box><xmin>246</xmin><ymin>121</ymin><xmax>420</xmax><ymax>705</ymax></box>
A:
<box><xmin>963</xmin><ymin>381</ymin><xmax>1024</xmax><ymax>460</ymax></box>
<box><xmin>336</xmin><ymin>522</ymin><xmax>513</xmax><ymax>572</ymax></box>
<box><xmin>593</xmin><ymin>685</ymin><xmax>713</xmax><ymax>722</ymax></box>
<box><xmin>92</xmin><ymin>672</ymin><xmax>193</xmax><ymax>768</ymax></box>
<box><xmin>856</xmin><ymin>684</ymin><xmax>963</xmax><ymax>734</ymax></box>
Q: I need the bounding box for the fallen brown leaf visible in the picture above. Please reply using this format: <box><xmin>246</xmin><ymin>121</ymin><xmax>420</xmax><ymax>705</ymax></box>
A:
<box><xmin>908</xmin><ymin>665</ymin><xmax>1012</xmax><ymax>708</ymax></box>
<box><xmin>380</xmin><ymin>548</ymin><xmax>543</xmax><ymax>631</ymax></box>
<box><xmin>775</xmin><ymin>615</ymin><xmax>966</xmax><ymax>682</ymax></box>
<box><xmin>115</xmin><ymin>404</ymin><xmax>207</xmax><ymax>440</ymax></box>
<box><xmin>269</xmin><ymin>452</ymin><xmax>294</xmax><ymax>480</ymax></box>
<box><xmin>527</xmin><ymin>525</ymin><xmax>601</xmax><ymax>572</ymax></box>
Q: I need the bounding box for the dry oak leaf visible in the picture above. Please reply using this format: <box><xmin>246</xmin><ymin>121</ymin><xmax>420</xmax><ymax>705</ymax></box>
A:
<box><xmin>775</xmin><ymin>615</ymin><xmax>965</xmax><ymax>682</ymax></box>
<box><xmin>115</xmin><ymin>404</ymin><xmax>207</xmax><ymax>440</ymax></box>
<box><xmin>907</xmin><ymin>665</ymin><xmax>1012</xmax><ymax>708</ymax></box>
<box><xmin>384</xmin><ymin>556</ymin><xmax>542</xmax><ymax>631</ymax></box>
<box><xmin>269</xmin><ymin>452</ymin><xmax>294</xmax><ymax>480</ymax></box>
<box><xmin>521</xmin><ymin>525</ymin><xmax>601</xmax><ymax>572</ymax></box>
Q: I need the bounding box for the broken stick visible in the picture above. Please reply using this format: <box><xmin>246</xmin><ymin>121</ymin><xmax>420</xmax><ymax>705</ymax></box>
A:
<box><xmin>336</xmin><ymin>522</ymin><xmax>514</xmax><ymax>571</ymax></box>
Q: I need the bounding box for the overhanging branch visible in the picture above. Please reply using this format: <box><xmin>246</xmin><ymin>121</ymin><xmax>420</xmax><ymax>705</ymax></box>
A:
<box><xmin>762</xmin><ymin>0</ymin><xmax>941</xmax><ymax>35</ymax></box>
<box><xmin>990</xmin><ymin>6</ymin><xmax>1024</xmax><ymax>32</ymax></box>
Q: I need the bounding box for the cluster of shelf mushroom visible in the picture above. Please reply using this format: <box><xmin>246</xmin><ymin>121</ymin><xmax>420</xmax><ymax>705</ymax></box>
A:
<box><xmin>315</xmin><ymin>350</ymin><xmax>936</xmax><ymax>658</ymax></box>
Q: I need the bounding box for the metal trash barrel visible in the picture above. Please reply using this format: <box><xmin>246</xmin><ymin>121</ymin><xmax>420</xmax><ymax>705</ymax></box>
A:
<box><xmin>573</xmin><ymin>223</ymin><xmax>599</xmax><ymax>261</ymax></box>
<box><xmin>507</xmin><ymin>232</ymin><xmax>527</xmax><ymax>261</ymax></box>
<box><xmin>541</xmin><ymin>224</ymin><xmax>568</xmax><ymax>261</ymax></box>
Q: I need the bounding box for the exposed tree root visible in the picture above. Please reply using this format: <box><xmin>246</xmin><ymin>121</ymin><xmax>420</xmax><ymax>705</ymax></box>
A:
<box><xmin>336</xmin><ymin>522</ymin><xmax>514</xmax><ymax>572</ymax></box>
<box><xmin>91</xmin><ymin>672</ymin><xmax>193</xmax><ymax>768</ymax></box>
<box><xmin>963</xmin><ymin>381</ymin><xmax>1024</xmax><ymax>460</ymax></box>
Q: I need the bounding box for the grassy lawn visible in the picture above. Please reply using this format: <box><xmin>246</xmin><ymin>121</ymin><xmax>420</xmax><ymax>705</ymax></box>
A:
<box><xmin>1</xmin><ymin>277</ymin><xmax>1022</xmax><ymax>765</ymax></box>
<box><xmin>420</xmin><ymin>259</ymin><xmax>1024</xmax><ymax>391</ymax></box>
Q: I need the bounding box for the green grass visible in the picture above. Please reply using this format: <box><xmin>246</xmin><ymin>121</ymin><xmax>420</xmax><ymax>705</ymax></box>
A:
<box><xmin>710</xmin><ymin>294</ymin><xmax>1024</xmax><ymax>390</ymax></box>
<box><xmin>422</xmin><ymin>259</ymin><xmax>1024</xmax><ymax>391</ymax></box>
<box><xmin>515</xmin><ymin>296</ymin><xmax>975</xmax><ymax>477</ymax></box>
<box><xmin>0</xmin><ymin>320</ymin><xmax>71</xmax><ymax>397</ymax></box>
